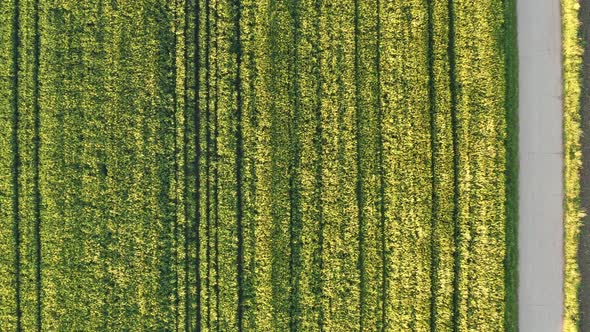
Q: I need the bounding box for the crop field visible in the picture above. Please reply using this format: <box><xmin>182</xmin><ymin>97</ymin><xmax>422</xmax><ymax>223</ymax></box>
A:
<box><xmin>0</xmin><ymin>0</ymin><xmax>517</xmax><ymax>331</ymax></box>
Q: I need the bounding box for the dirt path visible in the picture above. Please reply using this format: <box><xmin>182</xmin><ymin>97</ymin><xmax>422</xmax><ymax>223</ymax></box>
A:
<box><xmin>517</xmin><ymin>0</ymin><xmax>564</xmax><ymax>330</ymax></box>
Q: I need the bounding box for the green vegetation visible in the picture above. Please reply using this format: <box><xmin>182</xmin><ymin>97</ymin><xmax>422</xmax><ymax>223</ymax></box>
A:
<box><xmin>562</xmin><ymin>0</ymin><xmax>584</xmax><ymax>331</ymax></box>
<box><xmin>1</xmin><ymin>0</ymin><xmax>517</xmax><ymax>330</ymax></box>
<box><xmin>503</xmin><ymin>0</ymin><xmax>518</xmax><ymax>330</ymax></box>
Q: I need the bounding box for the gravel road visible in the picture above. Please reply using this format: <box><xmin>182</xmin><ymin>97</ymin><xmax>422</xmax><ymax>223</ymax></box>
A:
<box><xmin>517</xmin><ymin>0</ymin><xmax>564</xmax><ymax>330</ymax></box>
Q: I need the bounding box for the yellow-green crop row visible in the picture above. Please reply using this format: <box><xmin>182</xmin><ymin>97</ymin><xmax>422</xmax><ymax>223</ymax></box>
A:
<box><xmin>0</xmin><ymin>0</ymin><xmax>18</xmax><ymax>329</ymax></box>
<box><xmin>562</xmin><ymin>0</ymin><xmax>584</xmax><ymax>331</ymax></box>
<box><xmin>453</xmin><ymin>0</ymin><xmax>510</xmax><ymax>330</ymax></box>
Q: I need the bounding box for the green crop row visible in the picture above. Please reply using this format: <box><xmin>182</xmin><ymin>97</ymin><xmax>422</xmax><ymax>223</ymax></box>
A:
<box><xmin>0</xmin><ymin>0</ymin><xmax>517</xmax><ymax>330</ymax></box>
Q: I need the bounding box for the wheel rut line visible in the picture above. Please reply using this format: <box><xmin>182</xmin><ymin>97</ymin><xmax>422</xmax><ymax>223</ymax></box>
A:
<box><xmin>353</xmin><ymin>0</ymin><xmax>366</xmax><ymax>329</ymax></box>
<box><xmin>10</xmin><ymin>0</ymin><xmax>23</xmax><ymax>330</ymax></box>
<box><xmin>213</xmin><ymin>0</ymin><xmax>221</xmax><ymax>329</ymax></box>
<box><xmin>462</xmin><ymin>9</ymin><xmax>479</xmax><ymax>328</ymax></box>
<box><xmin>312</xmin><ymin>0</ymin><xmax>325</xmax><ymax>329</ymax></box>
<box><xmin>398</xmin><ymin>23</ymin><xmax>418</xmax><ymax>331</ymax></box>
<box><xmin>204</xmin><ymin>0</ymin><xmax>212</xmax><ymax>329</ymax></box>
<box><xmin>334</xmin><ymin>11</ymin><xmax>348</xmax><ymax>328</ymax></box>
<box><xmin>172</xmin><ymin>1</ymin><xmax>181</xmax><ymax>329</ymax></box>
<box><xmin>266</xmin><ymin>0</ymin><xmax>285</xmax><ymax>327</ymax></box>
<box><xmin>232</xmin><ymin>0</ymin><xmax>245</xmax><ymax>329</ymax></box>
<box><xmin>32</xmin><ymin>0</ymin><xmax>42</xmax><ymax>328</ymax></box>
<box><xmin>96</xmin><ymin>3</ymin><xmax>109</xmax><ymax>325</ymax></box>
<box><xmin>374</xmin><ymin>0</ymin><xmax>386</xmax><ymax>330</ymax></box>
<box><xmin>447</xmin><ymin>0</ymin><xmax>461</xmax><ymax>330</ymax></box>
<box><xmin>245</xmin><ymin>0</ymin><xmax>259</xmax><ymax>327</ymax></box>
<box><xmin>182</xmin><ymin>0</ymin><xmax>191</xmax><ymax>329</ymax></box>
<box><xmin>426</xmin><ymin>0</ymin><xmax>438</xmax><ymax>330</ymax></box>
<box><xmin>287</xmin><ymin>0</ymin><xmax>303</xmax><ymax>330</ymax></box>
<box><xmin>194</xmin><ymin>0</ymin><xmax>203</xmax><ymax>328</ymax></box>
